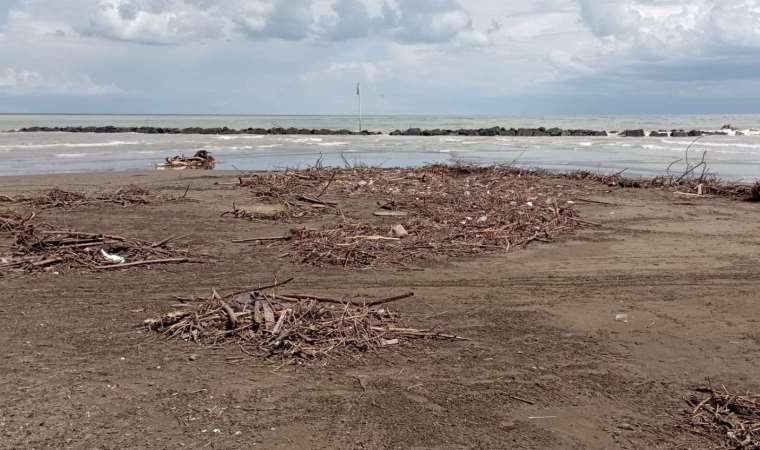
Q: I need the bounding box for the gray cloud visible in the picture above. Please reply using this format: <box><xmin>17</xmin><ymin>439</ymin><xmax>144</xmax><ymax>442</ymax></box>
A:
<box><xmin>382</xmin><ymin>0</ymin><xmax>482</xmax><ymax>44</ymax></box>
<box><xmin>318</xmin><ymin>0</ymin><xmax>371</xmax><ymax>41</ymax></box>
<box><xmin>2</xmin><ymin>0</ymin><xmax>760</xmax><ymax>114</ymax></box>
<box><xmin>237</xmin><ymin>0</ymin><xmax>314</xmax><ymax>41</ymax></box>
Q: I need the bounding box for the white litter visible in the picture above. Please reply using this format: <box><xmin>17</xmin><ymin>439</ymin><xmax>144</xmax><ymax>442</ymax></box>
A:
<box><xmin>615</xmin><ymin>313</ymin><xmax>629</xmax><ymax>323</ymax></box>
<box><xmin>100</xmin><ymin>249</ymin><xmax>126</xmax><ymax>264</ymax></box>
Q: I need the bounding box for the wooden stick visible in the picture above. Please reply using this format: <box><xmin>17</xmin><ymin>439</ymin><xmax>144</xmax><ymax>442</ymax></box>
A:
<box><xmin>232</xmin><ymin>236</ymin><xmax>292</xmax><ymax>243</ymax></box>
<box><xmin>152</xmin><ymin>233</ymin><xmax>191</xmax><ymax>248</ymax></box>
<box><xmin>40</xmin><ymin>231</ymin><xmax>127</xmax><ymax>241</ymax></box>
<box><xmin>225</xmin><ymin>277</ymin><xmax>295</xmax><ymax>298</ymax></box>
<box><xmin>296</xmin><ymin>195</ymin><xmax>337</xmax><ymax>206</ymax></box>
<box><xmin>220</xmin><ymin>302</ymin><xmax>238</xmax><ymax>330</ymax></box>
<box><xmin>95</xmin><ymin>258</ymin><xmax>189</xmax><ymax>270</ymax></box>
<box><xmin>278</xmin><ymin>292</ymin><xmax>414</xmax><ymax>307</ymax></box>
<box><xmin>31</xmin><ymin>257</ymin><xmax>64</xmax><ymax>267</ymax></box>
<box><xmin>574</xmin><ymin>198</ymin><xmax>617</xmax><ymax>206</ymax></box>
<box><xmin>365</xmin><ymin>292</ymin><xmax>415</xmax><ymax>307</ymax></box>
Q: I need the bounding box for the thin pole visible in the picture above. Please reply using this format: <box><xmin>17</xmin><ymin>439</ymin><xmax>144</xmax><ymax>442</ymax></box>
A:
<box><xmin>357</xmin><ymin>81</ymin><xmax>362</xmax><ymax>132</ymax></box>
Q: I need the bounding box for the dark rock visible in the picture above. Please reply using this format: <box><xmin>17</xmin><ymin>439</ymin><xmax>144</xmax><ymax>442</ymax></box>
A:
<box><xmin>671</xmin><ymin>130</ymin><xmax>688</xmax><ymax>137</ymax></box>
<box><xmin>621</xmin><ymin>129</ymin><xmax>645</xmax><ymax>137</ymax></box>
<box><xmin>649</xmin><ymin>131</ymin><xmax>668</xmax><ymax>137</ymax></box>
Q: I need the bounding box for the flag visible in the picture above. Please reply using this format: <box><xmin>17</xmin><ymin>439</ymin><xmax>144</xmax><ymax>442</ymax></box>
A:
<box><xmin>356</xmin><ymin>82</ymin><xmax>360</xmax><ymax>97</ymax></box>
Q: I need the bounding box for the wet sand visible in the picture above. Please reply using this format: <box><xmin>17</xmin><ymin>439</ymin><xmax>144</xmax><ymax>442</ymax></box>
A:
<box><xmin>1</xmin><ymin>169</ymin><xmax>759</xmax><ymax>449</ymax></box>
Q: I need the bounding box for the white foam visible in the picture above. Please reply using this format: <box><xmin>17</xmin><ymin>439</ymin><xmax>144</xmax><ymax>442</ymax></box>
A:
<box><xmin>257</xmin><ymin>144</ymin><xmax>282</xmax><ymax>149</ymax></box>
<box><xmin>214</xmin><ymin>135</ymin><xmax>265</xmax><ymax>140</ymax></box>
<box><xmin>54</xmin><ymin>153</ymin><xmax>88</xmax><ymax>158</ymax></box>
<box><xmin>0</xmin><ymin>140</ymin><xmax>138</xmax><ymax>149</ymax></box>
<box><xmin>286</xmin><ymin>137</ymin><xmax>324</xmax><ymax>143</ymax></box>
<box><xmin>316</xmin><ymin>142</ymin><xmax>349</xmax><ymax>147</ymax></box>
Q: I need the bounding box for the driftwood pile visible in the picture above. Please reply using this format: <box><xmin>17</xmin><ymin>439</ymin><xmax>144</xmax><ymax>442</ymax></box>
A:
<box><xmin>238</xmin><ymin>164</ymin><xmax>583</xmax><ymax>268</ymax></box>
<box><xmin>234</xmin><ymin>169</ymin><xmax>340</xmax><ymax>221</ymax></box>
<box><xmin>0</xmin><ymin>186</ymin><xmax>154</xmax><ymax>208</ymax></box>
<box><xmin>752</xmin><ymin>182</ymin><xmax>760</xmax><ymax>202</ymax></box>
<box><xmin>145</xmin><ymin>280</ymin><xmax>465</xmax><ymax>359</ymax></box>
<box><xmin>157</xmin><ymin>150</ymin><xmax>216</xmax><ymax>170</ymax></box>
<box><xmin>687</xmin><ymin>384</ymin><xmax>760</xmax><ymax>449</ymax></box>
<box><xmin>0</xmin><ymin>214</ymin><xmax>189</xmax><ymax>272</ymax></box>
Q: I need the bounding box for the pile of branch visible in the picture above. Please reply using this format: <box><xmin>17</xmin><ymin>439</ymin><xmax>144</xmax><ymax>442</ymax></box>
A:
<box><xmin>752</xmin><ymin>182</ymin><xmax>760</xmax><ymax>202</ymax></box>
<box><xmin>687</xmin><ymin>384</ymin><xmax>760</xmax><ymax>449</ymax></box>
<box><xmin>265</xmin><ymin>164</ymin><xmax>583</xmax><ymax>268</ymax></box>
<box><xmin>0</xmin><ymin>215</ymin><xmax>190</xmax><ymax>272</ymax></box>
<box><xmin>157</xmin><ymin>150</ymin><xmax>216</xmax><ymax>170</ymax></box>
<box><xmin>145</xmin><ymin>282</ymin><xmax>465</xmax><ymax>359</ymax></box>
<box><xmin>0</xmin><ymin>212</ymin><xmax>35</xmax><ymax>234</ymax></box>
<box><xmin>0</xmin><ymin>186</ymin><xmax>154</xmax><ymax>208</ymax></box>
<box><xmin>233</xmin><ymin>168</ymin><xmax>341</xmax><ymax>221</ymax></box>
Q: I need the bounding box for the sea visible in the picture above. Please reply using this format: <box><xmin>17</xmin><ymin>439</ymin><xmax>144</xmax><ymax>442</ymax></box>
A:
<box><xmin>1</xmin><ymin>114</ymin><xmax>759</xmax><ymax>181</ymax></box>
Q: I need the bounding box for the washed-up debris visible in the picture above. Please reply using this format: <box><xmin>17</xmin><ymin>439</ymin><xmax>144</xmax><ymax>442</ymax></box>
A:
<box><xmin>0</xmin><ymin>214</ymin><xmax>190</xmax><ymax>273</ymax></box>
<box><xmin>752</xmin><ymin>182</ymin><xmax>760</xmax><ymax>202</ymax></box>
<box><xmin>145</xmin><ymin>279</ymin><xmax>466</xmax><ymax>359</ymax></box>
<box><xmin>0</xmin><ymin>186</ymin><xmax>156</xmax><ymax>209</ymax></box>
<box><xmin>686</xmin><ymin>383</ymin><xmax>760</xmax><ymax>449</ymax></box>
<box><xmin>233</xmin><ymin>168</ymin><xmax>341</xmax><ymax>221</ymax></box>
<box><xmin>0</xmin><ymin>212</ymin><xmax>35</xmax><ymax>234</ymax></box>
<box><xmin>615</xmin><ymin>313</ymin><xmax>629</xmax><ymax>323</ymax></box>
<box><xmin>272</xmin><ymin>164</ymin><xmax>583</xmax><ymax>268</ymax></box>
<box><xmin>157</xmin><ymin>150</ymin><xmax>216</xmax><ymax>170</ymax></box>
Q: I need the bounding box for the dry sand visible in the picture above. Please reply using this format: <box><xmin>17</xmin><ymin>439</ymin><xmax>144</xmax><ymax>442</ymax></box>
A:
<box><xmin>1</xmin><ymin>169</ymin><xmax>759</xmax><ymax>449</ymax></box>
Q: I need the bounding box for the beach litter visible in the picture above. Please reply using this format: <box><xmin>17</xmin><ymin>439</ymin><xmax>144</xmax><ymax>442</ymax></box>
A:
<box><xmin>0</xmin><ymin>186</ymin><xmax>157</xmax><ymax>209</ymax></box>
<box><xmin>615</xmin><ymin>313</ymin><xmax>629</xmax><ymax>323</ymax></box>
<box><xmin>232</xmin><ymin>168</ymin><xmax>342</xmax><ymax>221</ymax></box>
<box><xmin>686</xmin><ymin>383</ymin><xmax>760</xmax><ymax>448</ymax></box>
<box><xmin>158</xmin><ymin>150</ymin><xmax>216</xmax><ymax>170</ymax></box>
<box><xmin>145</xmin><ymin>278</ymin><xmax>467</xmax><ymax>360</ymax></box>
<box><xmin>0</xmin><ymin>214</ymin><xmax>190</xmax><ymax>272</ymax></box>
<box><xmin>235</xmin><ymin>164</ymin><xmax>584</xmax><ymax>268</ymax></box>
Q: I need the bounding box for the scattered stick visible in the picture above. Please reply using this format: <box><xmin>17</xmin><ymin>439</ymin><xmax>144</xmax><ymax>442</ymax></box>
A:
<box><xmin>232</xmin><ymin>236</ymin><xmax>292</xmax><ymax>244</ymax></box>
<box><xmin>94</xmin><ymin>258</ymin><xmax>190</xmax><ymax>270</ymax></box>
<box><xmin>686</xmin><ymin>383</ymin><xmax>760</xmax><ymax>448</ymax></box>
<box><xmin>279</xmin><ymin>292</ymin><xmax>414</xmax><ymax>307</ymax></box>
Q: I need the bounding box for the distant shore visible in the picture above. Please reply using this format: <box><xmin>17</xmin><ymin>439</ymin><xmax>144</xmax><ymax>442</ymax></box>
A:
<box><xmin>9</xmin><ymin>125</ymin><xmax>745</xmax><ymax>137</ymax></box>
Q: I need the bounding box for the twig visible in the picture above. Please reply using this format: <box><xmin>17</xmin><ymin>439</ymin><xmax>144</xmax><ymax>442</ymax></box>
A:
<box><xmin>232</xmin><ymin>236</ymin><xmax>292</xmax><ymax>243</ymax></box>
<box><xmin>95</xmin><ymin>258</ymin><xmax>190</xmax><ymax>270</ymax></box>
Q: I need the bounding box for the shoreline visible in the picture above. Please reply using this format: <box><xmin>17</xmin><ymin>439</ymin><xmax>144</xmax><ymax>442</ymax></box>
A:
<box><xmin>1</xmin><ymin>164</ymin><xmax>757</xmax><ymax>197</ymax></box>
<box><xmin>9</xmin><ymin>125</ymin><xmax>751</xmax><ymax>137</ymax></box>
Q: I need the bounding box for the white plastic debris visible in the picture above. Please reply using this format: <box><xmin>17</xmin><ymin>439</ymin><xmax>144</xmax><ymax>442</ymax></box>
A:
<box><xmin>526</xmin><ymin>202</ymin><xmax>534</xmax><ymax>207</ymax></box>
<box><xmin>100</xmin><ymin>249</ymin><xmax>126</xmax><ymax>264</ymax></box>
<box><xmin>615</xmin><ymin>313</ymin><xmax>629</xmax><ymax>323</ymax></box>
<box><xmin>391</xmin><ymin>224</ymin><xmax>409</xmax><ymax>238</ymax></box>
<box><xmin>477</xmin><ymin>215</ymin><xmax>488</xmax><ymax>223</ymax></box>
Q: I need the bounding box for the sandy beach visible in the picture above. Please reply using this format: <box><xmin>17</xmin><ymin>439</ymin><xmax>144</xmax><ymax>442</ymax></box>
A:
<box><xmin>1</xmin><ymin>167</ymin><xmax>759</xmax><ymax>449</ymax></box>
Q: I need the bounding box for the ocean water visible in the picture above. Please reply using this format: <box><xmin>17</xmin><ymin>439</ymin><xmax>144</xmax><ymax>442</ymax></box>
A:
<box><xmin>1</xmin><ymin>114</ymin><xmax>759</xmax><ymax>181</ymax></box>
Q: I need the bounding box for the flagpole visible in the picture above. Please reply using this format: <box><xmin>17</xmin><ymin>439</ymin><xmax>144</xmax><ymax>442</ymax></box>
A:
<box><xmin>357</xmin><ymin>81</ymin><xmax>362</xmax><ymax>133</ymax></box>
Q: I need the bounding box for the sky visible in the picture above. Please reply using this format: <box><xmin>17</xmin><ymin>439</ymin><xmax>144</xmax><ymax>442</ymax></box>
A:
<box><xmin>2</xmin><ymin>0</ymin><xmax>760</xmax><ymax>115</ymax></box>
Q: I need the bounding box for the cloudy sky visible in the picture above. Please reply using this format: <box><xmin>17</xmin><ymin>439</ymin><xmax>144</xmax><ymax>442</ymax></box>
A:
<box><xmin>2</xmin><ymin>0</ymin><xmax>760</xmax><ymax>115</ymax></box>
